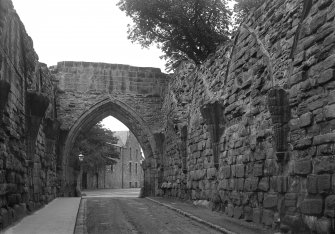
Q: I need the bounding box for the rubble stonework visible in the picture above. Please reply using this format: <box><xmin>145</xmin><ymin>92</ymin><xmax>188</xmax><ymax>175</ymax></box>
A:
<box><xmin>0</xmin><ymin>0</ymin><xmax>335</xmax><ymax>232</ymax></box>
<box><xmin>158</xmin><ymin>0</ymin><xmax>335</xmax><ymax>233</ymax></box>
<box><xmin>53</xmin><ymin>61</ymin><xmax>168</xmax><ymax>196</ymax></box>
<box><xmin>0</xmin><ymin>0</ymin><xmax>58</xmax><ymax>229</ymax></box>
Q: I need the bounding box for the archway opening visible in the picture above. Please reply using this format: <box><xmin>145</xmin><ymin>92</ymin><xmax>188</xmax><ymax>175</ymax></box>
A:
<box><xmin>60</xmin><ymin>98</ymin><xmax>157</xmax><ymax>196</ymax></box>
<box><xmin>70</xmin><ymin>116</ymin><xmax>145</xmax><ymax>191</ymax></box>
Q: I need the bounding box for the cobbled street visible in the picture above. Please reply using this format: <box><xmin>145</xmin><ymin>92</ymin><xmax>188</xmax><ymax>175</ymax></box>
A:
<box><xmin>79</xmin><ymin>189</ymin><xmax>222</xmax><ymax>234</ymax></box>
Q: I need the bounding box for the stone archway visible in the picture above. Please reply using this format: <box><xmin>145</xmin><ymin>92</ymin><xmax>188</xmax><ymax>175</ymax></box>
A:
<box><xmin>54</xmin><ymin>61</ymin><xmax>168</xmax><ymax>196</ymax></box>
<box><xmin>62</xmin><ymin>97</ymin><xmax>156</xmax><ymax>180</ymax></box>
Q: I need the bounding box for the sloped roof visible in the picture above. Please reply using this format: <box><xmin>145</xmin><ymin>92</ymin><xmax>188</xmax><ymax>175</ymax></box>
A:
<box><xmin>113</xmin><ymin>131</ymin><xmax>129</xmax><ymax>147</ymax></box>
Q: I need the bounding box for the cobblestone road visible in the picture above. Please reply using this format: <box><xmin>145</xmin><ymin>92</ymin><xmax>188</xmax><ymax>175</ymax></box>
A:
<box><xmin>79</xmin><ymin>189</ymin><xmax>222</xmax><ymax>234</ymax></box>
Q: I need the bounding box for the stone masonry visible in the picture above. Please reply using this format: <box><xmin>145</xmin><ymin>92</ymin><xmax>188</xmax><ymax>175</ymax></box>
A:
<box><xmin>53</xmin><ymin>61</ymin><xmax>168</xmax><ymax>196</ymax></box>
<box><xmin>1</xmin><ymin>0</ymin><xmax>335</xmax><ymax>233</ymax></box>
<box><xmin>0</xmin><ymin>0</ymin><xmax>59</xmax><ymax>229</ymax></box>
<box><xmin>158</xmin><ymin>0</ymin><xmax>335</xmax><ymax>233</ymax></box>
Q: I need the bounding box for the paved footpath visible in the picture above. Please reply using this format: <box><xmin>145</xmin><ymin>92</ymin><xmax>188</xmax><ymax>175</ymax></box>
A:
<box><xmin>3</xmin><ymin>197</ymin><xmax>81</xmax><ymax>234</ymax></box>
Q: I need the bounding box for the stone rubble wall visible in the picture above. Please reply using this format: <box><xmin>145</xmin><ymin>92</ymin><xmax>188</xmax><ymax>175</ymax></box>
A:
<box><xmin>159</xmin><ymin>0</ymin><xmax>335</xmax><ymax>233</ymax></box>
<box><xmin>54</xmin><ymin>61</ymin><xmax>167</xmax><ymax>131</ymax></box>
<box><xmin>53</xmin><ymin>61</ymin><xmax>168</xmax><ymax>192</ymax></box>
<box><xmin>0</xmin><ymin>0</ymin><xmax>58</xmax><ymax>230</ymax></box>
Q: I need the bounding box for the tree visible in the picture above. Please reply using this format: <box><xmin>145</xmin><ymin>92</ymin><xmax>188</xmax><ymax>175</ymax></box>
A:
<box><xmin>233</xmin><ymin>0</ymin><xmax>266</xmax><ymax>28</ymax></box>
<box><xmin>117</xmin><ymin>0</ymin><xmax>232</xmax><ymax>70</ymax></box>
<box><xmin>71</xmin><ymin>123</ymin><xmax>120</xmax><ymax>170</ymax></box>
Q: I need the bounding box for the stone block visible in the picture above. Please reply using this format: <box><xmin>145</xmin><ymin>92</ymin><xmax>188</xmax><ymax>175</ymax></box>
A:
<box><xmin>300</xmin><ymin>198</ymin><xmax>323</xmax><ymax>215</ymax></box>
<box><xmin>264</xmin><ymin>159</ymin><xmax>278</xmax><ymax>176</ymax></box>
<box><xmin>244</xmin><ymin>177</ymin><xmax>258</xmax><ymax>192</ymax></box>
<box><xmin>295</xmin><ymin>137</ymin><xmax>313</xmax><ymax>150</ymax></box>
<box><xmin>324</xmin><ymin>105</ymin><xmax>335</xmax><ymax>120</ymax></box>
<box><xmin>290</xmin><ymin>71</ymin><xmax>305</xmax><ymax>85</ymax></box>
<box><xmin>276</xmin><ymin>176</ymin><xmax>288</xmax><ymax>193</ymax></box>
<box><xmin>206</xmin><ymin>168</ymin><xmax>216</xmax><ymax>180</ymax></box>
<box><xmin>236</xmin><ymin>178</ymin><xmax>244</xmax><ymax>191</ymax></box>
<box><xmin>262</xmin><ymin>209</ymin><xmax>274</xmax><ymax>226</ymax></box>
<box><xmin>263</xmin><ymin>193</ymin><xmax>278</xmax><ymax>208</ymax></box>
<box><xmin>227</xmin><ymin>203</ymin><xmax>234</xmax><ymax>217</ymax></box>
<box><xmin>318</xmin><ymin>69</ymin><xmax>335</xmax><ymax>84</ymax></box>
<box><xmin>253</xmin><ymin>163</ymin><xmax>263</xmax><ymax>177</ymax></box>
<box><xmin>314</xmin><ymin>156</ymin><xmax>335</xmax><ymax>174</ymax></box>
<box><xmin>234</xmin><ymin>206</ymin><xmax>243</xmax><ymax>219</ymax></box>
<box><xmin>231</xmin><ymin>165</ymin><xmax>236</xmax><ymax>177</ymax></box>
<box><xmin>308</xmin><ymin>99</ymin><xmax>324</xmax><ymax>111</ymax></box>
<box><xmin>315</xmin><ymin>217</ymin><xmax>332</xmax><ymax>234</ymax></box>
<box><xmin>8</xmin><ymin>194</ymin><xmax>18</xmax><ymax>206</ymax></box>
<box><xmin>324</xmin><ymin>195</ymin><xmax>335</xmax><ymax>217</ymax></box>
<box><xmin>318</xmin><ymin>174</ymin><xmax>331</xmax><ymax>193</ymax></box>
<box><xmin>285</xmin><ymin>193</ymin><xmax>297</xmax><ymax>207</ymax></box>
<box><xmin>294</xmin><ymin>159</ymin><xmax>312</xmax><ymax>175</ymax></box>
<box><xmin>0</xmin><ymin>208</ymin><xmax>9</xmax><ymax>228</ymax></box>
<box><xmin>299</xmin><ymin>112</ymin><xmax>313</xmax><ymax>127</ymax></box>
<box><xmin>235</xmin><ymin>164</ymin><xmax>245</xmax><ymax>178</ymax></box>
<box><xmin>218</xmin><ymin>179</ymin><xmax>228</xmax><ymax>190</ymax></box>
<box><xmin>0</xmin><ymin>184</ymin><xmax>7</xmax><ymax>195</ymax></box>
<box><xmin>244</xmin><ymin>206</ymin><xmax>253</xmax><ymax>221</ymax></box>
<box><xmin>307</xmin><ymin>175</ymin><xmax>318</xmax><ymax>194</ymax></box>
<box><xmin>255</xmin><ymin>151</ymin><xmax>266</xmax><ymax>160</ymax></box>
<box><xmin>252</xmin><ymin>208</ymin><xmax>262</xmax><ymax>224</ymax></box>
<box><xmin>324</xmin><ymin>54</ymin><xmax>335</xmax><ymax>70</ymax></box>
<box><xmin>258</xmin><ymin>177</ymin><xmax>269</xmax><ymax>192</ymax></box>
<box><xmin>222</xmin><ymin>166</ymin><xmax>231</xmax><ymax>178</ymax></box>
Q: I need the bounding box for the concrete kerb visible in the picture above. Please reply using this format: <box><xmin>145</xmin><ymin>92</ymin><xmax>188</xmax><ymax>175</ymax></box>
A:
<box><xmin>74</xmin><ymin>197</ymin><xmax>87</xmax><ymax>234</ymax></box>
<box><xmin>145</xmin><ymin>197</ymin><xmax>236</xmax><ymax>234</ymax></box>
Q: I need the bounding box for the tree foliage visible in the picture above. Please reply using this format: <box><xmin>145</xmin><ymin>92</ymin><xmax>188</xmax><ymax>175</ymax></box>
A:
<box><xmin>71</xmin><ymin>123</ymin><xmax>120</xmax><ymax>170</ymax></box>
<box><xmin>117</xmin><ymin>0</ymin><xmax>232</xmax><ymax>69</ymax></box>
<box><xmin>233</xmin><ymin>0</ymin><xmax>266</xmax><ymax>27</ymax></box>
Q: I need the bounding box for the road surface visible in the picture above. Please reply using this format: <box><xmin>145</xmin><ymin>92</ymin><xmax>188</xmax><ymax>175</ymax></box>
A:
<box><xmin>80</xmin><ymin>189</ymin><xmax>222</xmax><ymax>234</ymax></box>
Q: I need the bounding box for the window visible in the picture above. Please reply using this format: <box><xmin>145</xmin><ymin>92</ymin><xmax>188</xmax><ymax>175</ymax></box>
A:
<box><xmin>129</xmin><ymin>162</ymin><xmax>132</xmax><ymax>174</ymax></box>
<box><xmin>135</xmin><ymin>163</ymin><xmax>138</xmax><ymax>174</ymax></box>
<box><xmin>129</xmin><ymin>182</ymin><xmax>132</xmax><ymax>188</ymax></box>
<box><xmin>136</xmin><ymin>149</ymin><xmax>138</xmax><ymax>160</ymax></box>
<box><xmin>135</xmin><ymin>182</ymin><xmax>138</xmax><ymax>188</ymax></box>
<box><xmin>130</xmin><ymin>148</ymin><xmax>132</xmax><ymax>160</ymax></box>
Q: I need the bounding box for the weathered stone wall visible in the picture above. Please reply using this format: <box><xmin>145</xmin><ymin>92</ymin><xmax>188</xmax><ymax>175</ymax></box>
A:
<box><xmin>0</xmin><ymin>0</ymin><xmax>58</xmax><ymax>230</ymax></box>
<box><xmin>54</xmin><ymin>61</ymin><xmax>167</xmax><ymax>131</ymax></box>
<box><xmin>53</xmin><ymin>61</ymin><xmax>168</xmax><ymax>194</ymax></box>
<box><xmin>159</xmin><ymin>0</ymin><xmax>335</xmax><ymax>233</ymax></box>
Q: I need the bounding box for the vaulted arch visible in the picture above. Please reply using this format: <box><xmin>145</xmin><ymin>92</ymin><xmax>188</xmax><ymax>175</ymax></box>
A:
<box><xmin>61</xmin><ymin>97</ymin><xmax>157</xmax><ymax>185</ymax></box>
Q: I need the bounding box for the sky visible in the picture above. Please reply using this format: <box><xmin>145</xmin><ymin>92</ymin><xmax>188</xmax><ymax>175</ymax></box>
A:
<box><xmin>13</xmin><ymin>0</ymin><xmax>167</xmax><ymax>71</ymax></box>
<box><xmin>13</xmin><ymin>0</ymin><xmax>166</xmax><ymax>131</ymax></box>
<box><xmin>13</xmin><ymin>0</ymin><xmax>235</xmax><ymax>131</ymax></box>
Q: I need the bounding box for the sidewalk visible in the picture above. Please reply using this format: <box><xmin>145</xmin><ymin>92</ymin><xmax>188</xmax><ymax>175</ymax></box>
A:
<box><xmin>147</xmin><ymin>197</ymin><xmax>274</xmax><ymax>234</ymax></box>
<box><xmin>3</xmin><ymin>198</ymin><xmax>81</xmax><ymax>234</ymax></box>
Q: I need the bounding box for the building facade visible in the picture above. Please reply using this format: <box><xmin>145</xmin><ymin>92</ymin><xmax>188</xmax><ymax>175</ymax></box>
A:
<box><xmin>82</xmin><ymin>130</ymin><xmax>144</xmax><ymax>189</ymax></box>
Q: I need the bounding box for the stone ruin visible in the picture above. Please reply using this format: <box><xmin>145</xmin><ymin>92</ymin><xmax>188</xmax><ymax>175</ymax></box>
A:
<box><xmin>1</xmin><ymin>0</ymin><xmax>335</xmax><ymax>232</ymax></box>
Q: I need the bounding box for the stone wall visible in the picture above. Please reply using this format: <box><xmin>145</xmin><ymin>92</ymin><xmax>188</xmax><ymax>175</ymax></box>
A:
<box><xmin>0</xmin><ymin>0</ymin><xmax>58</xmax><ymax>230</ymax></box>
<box><xmin>53</xmin><ymin>61</ymin><xmax>168</xmax><ymax>192</ymax></box>
<box><xmin>159</xmin><ymin>0</ymin><xmax>335</xmax><ymax>233</ymax></box>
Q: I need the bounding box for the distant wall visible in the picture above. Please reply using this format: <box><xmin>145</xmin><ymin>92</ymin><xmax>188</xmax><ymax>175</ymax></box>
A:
<box><xmin>106</xmin><ymin>132</ymin><xmax>144</xmax><ymax>189</ymax></box>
